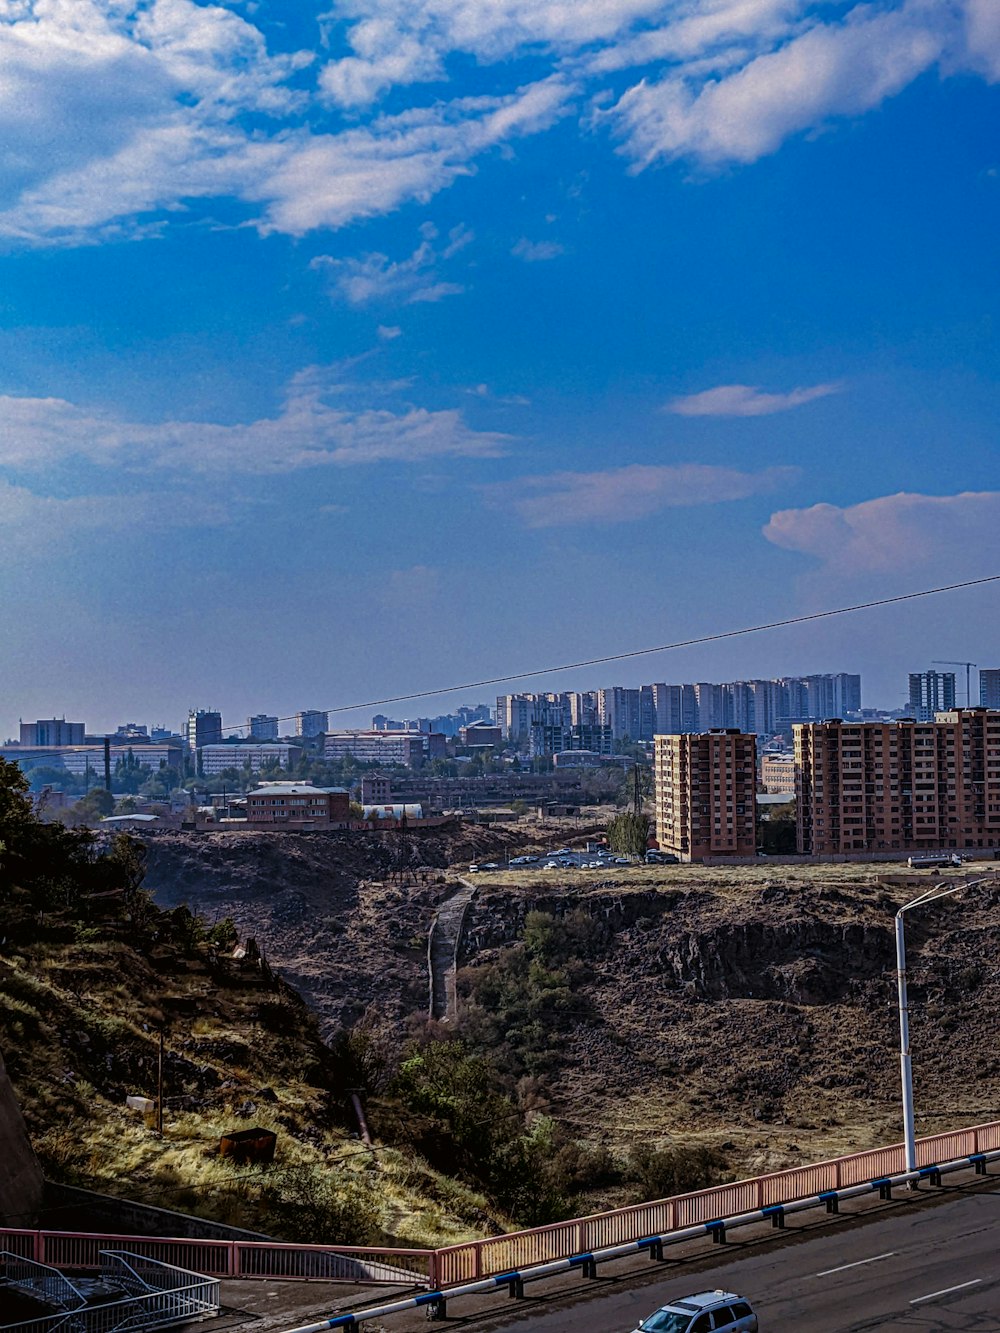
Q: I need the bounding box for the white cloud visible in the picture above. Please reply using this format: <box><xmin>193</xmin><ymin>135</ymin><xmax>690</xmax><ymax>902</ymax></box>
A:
<box><xmin>0</xmin><ymin>367</ymin><xmax>511</xmax><ymax>475</ymax></box>
<box><xmin>511</xmin><ymin>236</ymin><xmax>565</xmax><ymax>261</ymax></box>
<box><xmin>0</xmin><ymin>0</ymin><xmax>995</xmax><ymax>246</ymax></box>
<box><xmin>0</xmin><ymin>476</ymin><xmax>226</xmax><ymax>545</ymax></box>
<box><xmin>0</xmin><ymin>0</ymin><xmax>572</xmax><ymax>247</ymax></box>
<box><xmin>763</xmin><ymin>490</ymin><xmax>1000</xmax><ymax>575</ymax></box>
<box><xmin>313</xmin><ymin>224</ymin><xmax>472</xmax><ymax>305</ymax></box>
<box><xmin>319</xmin><ymin>0</ymin><xmax>668</xmax><ymax>109</ymax></box>
<box><xmin>377</xmin><ymin>324</ymin><xmax>403</xmax><ymax>339</ymax></box>
<box><xmin>609</xmin><ymin>0</ymin><xmax>953</xmax><ymax>168</ymax></box>
<box><xmin>963</xmin><ymin>0</ymin><xmax>1000</xmax><ymax>80</ymax></box>
<box><xmin>490</xmin><ymin>461</ymin><xmax>794</xmax><ymax>526</ymax></box>
<box><xmin>667</xmin><ymin>381</ymin><xmax>841</xmax><ymax>416</ymax></box>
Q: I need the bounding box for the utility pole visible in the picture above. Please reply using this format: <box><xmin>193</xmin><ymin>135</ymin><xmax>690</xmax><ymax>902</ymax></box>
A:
<box><xmin>156</xmin><ymin>1030</ymin><xmax>164</xmax><ymax>1136</ymax></box>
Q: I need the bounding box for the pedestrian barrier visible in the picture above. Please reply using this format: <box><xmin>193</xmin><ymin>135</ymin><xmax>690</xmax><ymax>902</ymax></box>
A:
<box><xmin>285</xmin><ymin>1141</ymin><xmax>1000</xmax><ymax>1329</ymax></box>
<box><xmin>0</xmin><ymin>1230</ymin><xmax>431</xmax><ymax>1287</ymax></box>
<box><xmin>4</xmin><ymin>1118</ymin><xmax>1000</xmax><ymax>1298</ymax></box>
<box><xmin>432</xmin><ymin>1118</ymin><xmax>1000</xmax><ymax>1284</ymax></box>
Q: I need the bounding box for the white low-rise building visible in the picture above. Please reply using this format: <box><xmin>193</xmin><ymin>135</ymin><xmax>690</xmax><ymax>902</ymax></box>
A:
<box><xmin>199</xmin><ymin>743</ymin><xmax>302</xmax><ymax>775</ymax></box>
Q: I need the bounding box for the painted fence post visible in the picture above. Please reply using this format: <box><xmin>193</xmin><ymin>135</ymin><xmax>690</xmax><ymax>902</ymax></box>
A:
<box><xmin>34</xmin><ymin>1229</ymin><xmax>43</xmax><ymax>1264</ymax></box>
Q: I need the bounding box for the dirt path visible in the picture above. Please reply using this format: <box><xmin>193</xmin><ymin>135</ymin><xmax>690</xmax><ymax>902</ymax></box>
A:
<box><xmin>428</xmin><ymin>879</ymin><xmax>476</xmax><ymax>1023</ymax></box>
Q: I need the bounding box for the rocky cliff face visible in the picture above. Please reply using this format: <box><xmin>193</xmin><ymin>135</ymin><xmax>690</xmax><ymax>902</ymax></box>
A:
<box><xmin>140</xmin><ymin>834</ymin><xmax>1000</xmax><ymax>1172</ymax></box>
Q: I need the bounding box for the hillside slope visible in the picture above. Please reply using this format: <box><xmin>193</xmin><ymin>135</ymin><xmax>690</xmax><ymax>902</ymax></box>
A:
<box><xmin>140</xmin><ymin>830</ymin><xmax>1000</xmax><ymax>1188</ymax></box>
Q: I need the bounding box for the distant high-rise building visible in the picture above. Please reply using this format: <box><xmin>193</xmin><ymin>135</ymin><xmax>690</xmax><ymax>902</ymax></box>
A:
<box><xmin>980</xmin><ymin>669</ymin><xmax>1000</xmax><ymax>709</ymax></box>
<box><xmin>185</xmin><ymin>709</ymin><xmax>222</xmax><ymax>751</ymax></box>
<box><xmin>597</xmin><ymin>687</ymin><xmax>641</xmax><ymax>741</ymax></box>
<box><xmin>295</xmin><ymin>710</ymin><xmax>328</xmax><ymax>739</ymax></box>
<box><xmin>694</xmin><ymin>683</ymin><xmax>727</xmax><ymax>730</ymax></box>
<box><xmin>651</xmin><ymin>683</ymin><xmax>698</xmax><ymax>734</ymax></box>
<box><xmin>248</xmin><ymin>714</ymin><xmax>279</xmax><ymax>741</ymax></box>
<box><xmin>907</xmin><ymin>670</ymin><xmax>956</xmax><ymax>722</ymax></box>
<box><xmin>19</xmin><ymin>718</ymin><xmax>85</xmax><ymax>746</ymax></box>
<box><xmin>654</xmin><ymin>730</ymin><xmax>757</xmax><ymax>861</ymax></box>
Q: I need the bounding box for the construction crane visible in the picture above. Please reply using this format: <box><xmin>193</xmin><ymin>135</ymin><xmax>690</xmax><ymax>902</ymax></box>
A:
<box><xmin>932</xmin><ymin>660</ymin><xmax>978</xmax><ymax>707</ymax></box>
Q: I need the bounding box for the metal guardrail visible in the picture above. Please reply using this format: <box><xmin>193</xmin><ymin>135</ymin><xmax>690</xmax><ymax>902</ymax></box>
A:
<box><xmin>5</xmin><ymin>1118</ymin><xmax>1000</xmax><ymax>1297</ymax></box>
<box><xmin>1</xmin><ymin>1250</ymin><xmax>220</xmax><ymax>1333</ymax></box>
<box><xmin>432</xmin><ymin>1118</ymin><xmax>1000</xmax><ymax>1284</ymax></box>
<box><xmin>0</xmin><ymin>1233</ymin><xmax>431</xmax><ymax>1288</ymax></box>
<box><xmin>285</xmin><ymin>1143</ymin><xmax>1000</xmax><ymax>1329</ymax></box>
<box><xmin>0</xmin><ymin>1252</ymin><xmax>85</xmax><ymax>1312</ymax></box>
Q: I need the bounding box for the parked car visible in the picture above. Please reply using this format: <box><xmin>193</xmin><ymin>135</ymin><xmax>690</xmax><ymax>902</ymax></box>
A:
<box><xmin>480</xmin><ymin>862</ymin><xmax>499</xmax><ymax>870</ymax></box>
<box><xmin>630</xmin><ymin>1290</ymin><xmax>758</xmax><ymax>1333</ymax></box>
<box><xmin>467</xmin><ymin>864</ymin><xmax>480</xmax><ymax>873</ymax></box>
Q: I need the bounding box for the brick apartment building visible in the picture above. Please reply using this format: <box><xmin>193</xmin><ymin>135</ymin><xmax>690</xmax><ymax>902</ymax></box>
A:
<box><xmin>654</xmin><ymin>729</ymin><xmax>757</xmax><ymax>861</ymax></box>
<box><xmin>245</xmin><ymin>783</ymin><xmax>350</xmax><ymax>830</ymax></box>
<box><xmin>795</xmin><ymin>709</ymin><xmax>1000</xmax><ymax>855</ymax></box>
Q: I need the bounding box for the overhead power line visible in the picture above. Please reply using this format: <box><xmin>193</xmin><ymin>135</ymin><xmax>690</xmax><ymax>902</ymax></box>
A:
<box><xmin>217</xmin><ymin>572</ymin><xmax>1000</xmax><ymax>733</ymax></box>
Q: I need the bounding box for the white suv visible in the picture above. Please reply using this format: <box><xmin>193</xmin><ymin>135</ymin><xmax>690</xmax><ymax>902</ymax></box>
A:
<box><xmin>631</xmin><ymin>1290</ymin><xmax>758</xmax><ymax>1333</ymax></box>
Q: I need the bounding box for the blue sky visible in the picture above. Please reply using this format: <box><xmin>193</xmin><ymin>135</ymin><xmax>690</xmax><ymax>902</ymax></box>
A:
<box><xmin>1</xmin><ymin>0</ymin><xmax>998</xmax><ymax>737</ymax></box>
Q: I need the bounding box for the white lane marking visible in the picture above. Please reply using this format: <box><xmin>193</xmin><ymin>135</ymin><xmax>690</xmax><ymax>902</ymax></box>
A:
<box><xmin>910</xmin><ymin>1279</ymin><xmax>982</xmax><ymax>1305</ymax></box>
<box><xmin>815</xmin><ymin>1252</ymin><xmax>896</xmax><ymax>1277</ymax></box>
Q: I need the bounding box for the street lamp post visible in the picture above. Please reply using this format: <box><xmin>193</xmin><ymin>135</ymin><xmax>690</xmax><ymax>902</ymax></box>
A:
<box><xmin>895</xmin><ymin>874</ymin><xmax>994</xmax><ymax>1172</ymax></box>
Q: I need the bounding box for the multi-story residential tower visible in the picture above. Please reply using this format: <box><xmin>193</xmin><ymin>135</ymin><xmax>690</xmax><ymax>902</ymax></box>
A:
<box><xmin>652</xmin><ymin>683</ymin><xmax>698</xmax><ymax>734</ymax></box>
<box><xmin>654</xmin><ymin>729</ymin><xmax>757</xmax><ymax>861</ymax></box>
<box><xmin>295</xmin><ymin>710</ymin><xmax>328</xmax><ymax>739</ymax></box>
<box><xmin>185</xmin><ymin>709</ymin><xmax>223</xmax><ymax>750</ymax></box>
<box><xmin>795</xmin><ymin>709</ymin><xmax>1000</xmax><ymax>855</ymax></box>
<box><xmin>248</xmin><ymin>714</ymin><xmax>279</xmax><ymax>741</ymax></box>
<box><xmin>596</xmin><ymin>687</ymin><xmax>642</xmax><ymax>741</ymax></box>
<box><xmin>980</xmin><ymin>669</ymin><xmax>1000</xmax><ymax>709</ymax></box>
<box><xmin>907</xmin><ymin>670</ymin><xmax>956</xmax><ymax>722</ymax></box>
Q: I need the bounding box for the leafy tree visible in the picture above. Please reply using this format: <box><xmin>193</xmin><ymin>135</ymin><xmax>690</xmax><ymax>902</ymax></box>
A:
<box><xmin>605</xmin><ymin>811</ymin><xmax>651</xmax><ymax>858</ymax></box>
<box><xmin>75</xmin><ymin>788</ymin><xmax>115</xmax><ymax>821</ymax></box>
<box><xmin>626</xmin><ymin>1143</ymin><xmax>727</xmax><ymax>1203</ymax></box>
<box><xmin>758</xmin><ymin>799</ymin><xmax>795</xmax><ymax>853</ymax></box>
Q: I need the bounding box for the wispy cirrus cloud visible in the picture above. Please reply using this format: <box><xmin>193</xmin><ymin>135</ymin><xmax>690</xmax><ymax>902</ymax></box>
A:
<box><xmin>0</xmin><ymin>366</ymin><xmax>510</xmax><ymax>477</ymax></box>
<box><xmin>763</xmin><ymin>490</ymin><xmax>1000</xmax><ymax>575</ymax></box>
<box><xmin>489</xmin><ymin>461</ymin><xmax>795</xmax><ymax>527</ymax></box>
<box><xmin>511</xmin><ymin>236</ymin><xmax>565</xmax><ymax>261</ymax></box>
<box><xmin>667</xmin><ymin>381</ymin><xmax>842</xmax><ymax>417</ymax></box>
<box><xmin>312</xmin><ymin>222</ymin><xmax>472</xmax><ymax>306</ymax></box>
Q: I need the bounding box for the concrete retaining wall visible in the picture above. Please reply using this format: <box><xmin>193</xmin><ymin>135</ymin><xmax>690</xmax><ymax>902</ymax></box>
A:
<box><xmin>43</xmin><ymin>1183</ymin><xmax>269</xmax><ymax>1240</ymax></box>
<box><xmin>0</xmin><ymin>1048</ymin><xmax>44</xmax><ymax>1225</ymax></box>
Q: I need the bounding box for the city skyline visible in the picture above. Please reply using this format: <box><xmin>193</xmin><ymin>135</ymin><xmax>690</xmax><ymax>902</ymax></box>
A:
<box><xmin>1</xmin><ymin>1</ymin><xmax>998</xmax><ymax>725</ymax></box>
<box><xmin>10</xmin><ymin>660</ymin><xmax>1000</xmax><ymax>744</ymax></box>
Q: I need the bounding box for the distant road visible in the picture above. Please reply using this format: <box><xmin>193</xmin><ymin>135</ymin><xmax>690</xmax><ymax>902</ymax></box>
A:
<box><xmin>477</xmin><ymin>1187</ymin><xmax>1000</xmax><ymax>1332</ymax></box>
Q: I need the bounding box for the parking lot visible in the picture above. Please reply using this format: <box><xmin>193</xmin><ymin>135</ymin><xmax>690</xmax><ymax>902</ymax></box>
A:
<box><xmin>468</xmin><ymin>849</ymin><xmax>675</xmax><ymax>873</ymax></box>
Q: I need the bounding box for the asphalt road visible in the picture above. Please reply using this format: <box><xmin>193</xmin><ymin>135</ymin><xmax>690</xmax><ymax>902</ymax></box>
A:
<box><xmin>479</xmin><ymin>1187</ymin><xmax>1000</xmax><ymax>1332</ymax></box>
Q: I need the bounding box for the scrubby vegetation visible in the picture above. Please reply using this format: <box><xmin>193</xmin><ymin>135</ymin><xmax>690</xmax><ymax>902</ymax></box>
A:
<box><xmin>0</xmin><ymin>762</ymin><xmax>733</xmax><ymax>1241</ymax></box>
